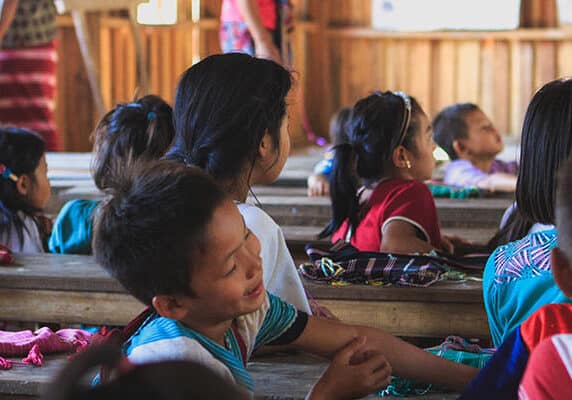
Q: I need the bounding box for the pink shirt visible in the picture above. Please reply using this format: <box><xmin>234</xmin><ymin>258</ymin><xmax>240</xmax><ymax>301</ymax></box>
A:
<box><xmin>221</xmin><ymin>0</ymin><xmax>277</xmax><ymax>30</ymax></box>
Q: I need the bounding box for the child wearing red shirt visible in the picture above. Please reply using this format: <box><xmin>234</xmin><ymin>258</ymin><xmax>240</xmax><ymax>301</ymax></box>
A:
<box><xmin>322</xmin><ymin>91</ymin><xmax>453</xmax><ymax>254</ymax></box>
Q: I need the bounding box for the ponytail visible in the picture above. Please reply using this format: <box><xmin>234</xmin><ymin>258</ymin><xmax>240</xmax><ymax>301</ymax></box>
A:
<box><xmin>319</xmin><ymin>143</ymin><xmax>359</xmax><ymax>238</ymax></box>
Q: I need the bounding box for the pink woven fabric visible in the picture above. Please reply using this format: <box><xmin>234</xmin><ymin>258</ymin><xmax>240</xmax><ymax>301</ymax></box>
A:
<box><xmin>0</xmin><ymin>328</ymin><xmax>91</xmax><ymax>356</ymax></box>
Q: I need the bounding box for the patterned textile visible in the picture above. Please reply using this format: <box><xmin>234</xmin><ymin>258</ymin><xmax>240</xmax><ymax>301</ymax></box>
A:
<box><xmin>1</xmin><ymin>0</ymin><xmax>56</xmax><ymax>49</ymax></box>
<box><xmin>124</xmin><ymin>292</ymin><xmax>307</xmax><ymax>393</ymax></box>
<box><xmin>484</xmin><ymin>229</ymin><xmax>567</xmax><ymax>347</ymax></box>
<box><xmin>492</xmin><ymin>230</ymin><xmax>557</xmax><ymax>284</ymax></box>
<box><xmin>0</xmin><ymin>42</ymin><xmax>59</xmax><ymax>150</ymax></box>
<box><xmin>300</xmin><ymin>241</ymin><xmax>486</xmax><ymax>287</ymax></box>
<box><xmin>379</xmin><ymin>336</ymin><xmax>494</xmax><ymax>397</ymax></box>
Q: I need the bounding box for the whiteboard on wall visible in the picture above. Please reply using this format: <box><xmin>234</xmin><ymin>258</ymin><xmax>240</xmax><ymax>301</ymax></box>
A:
<box><xmin>372</xmin><ymin>0</ymin><xmax>522</xmax><ymax>31</ymax></box>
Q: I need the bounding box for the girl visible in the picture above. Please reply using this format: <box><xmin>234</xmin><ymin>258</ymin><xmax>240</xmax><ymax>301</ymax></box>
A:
<box><xmin>166</xmin><ymin>53</ymin><xmax>311</xmax><ymax>314</ymax></box>
<box><xmin>48</xmin><ymin>95</ymin><xmax>174</xmax><ymax>254</ymax></box>
<box><xmin>0</xmin><ymin>127</ymin><xmax>51</xmax><ymax>252</ymax></box>
<box><xmin>483</xmin><ymin>77</ymin><xmax>572</xmax><ymax>347</ymax></box>
<box><xmin>320</xmin><ymin>91</ymin><xmax>444</xmax><ymax>254</ymax></box>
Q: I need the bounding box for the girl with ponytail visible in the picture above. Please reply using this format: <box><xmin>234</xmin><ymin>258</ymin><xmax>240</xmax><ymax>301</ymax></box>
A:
<box><xmin>321</xmin><ymin>91</ymin><xmax>445</xmax><ymax>254</ymax></box>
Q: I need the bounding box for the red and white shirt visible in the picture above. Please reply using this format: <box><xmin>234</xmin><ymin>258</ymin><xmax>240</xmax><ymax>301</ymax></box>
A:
<box><xmin>332</xmin><ymin>179</ymin><xmax>441</xmax><ymax>252</ymax></box>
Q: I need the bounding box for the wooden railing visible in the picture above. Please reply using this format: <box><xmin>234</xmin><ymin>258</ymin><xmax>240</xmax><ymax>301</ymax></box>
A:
<box><xmin>54</xmin><ymin>1</ymin><xmax>572</xmax><ymax>151</ymax></box>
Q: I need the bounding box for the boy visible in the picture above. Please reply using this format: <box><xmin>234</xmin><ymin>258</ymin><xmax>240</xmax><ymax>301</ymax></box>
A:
<box><xmin>432</xmin><ymin>103</ymin><xmax>517</xmax><ymax>192</ymax></box>
<box><xmin>459</xmin><ymin>157</ymin><xmax>572</xmax><ymax>399</ymax></box>
<box><xmin>94</xmin><ymin>160</ymin><xmax>477</xmax><ymax>398</ymax></box>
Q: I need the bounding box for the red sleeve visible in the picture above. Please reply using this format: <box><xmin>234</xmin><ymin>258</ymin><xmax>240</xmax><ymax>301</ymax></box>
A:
<box><xmin>519</xmin><ymin>335</ymin><xmax>572</xmax><ymax>400</ymax></box>
<box><xmin>520</xmin><ymin>303</ymin><xmax>572</xmax><ymax>351</ymax></box>
<box><xmin>380</xmin><ymin>181</ymin><xmax>441</xmax><ymax>248</ymax></box>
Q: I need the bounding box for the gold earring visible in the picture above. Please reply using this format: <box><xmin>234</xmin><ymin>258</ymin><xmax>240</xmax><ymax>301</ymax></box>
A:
<box><xmin>405</xmin><ymin>160</ymin><xmax>412</xmax><ymax>169</ymax></box>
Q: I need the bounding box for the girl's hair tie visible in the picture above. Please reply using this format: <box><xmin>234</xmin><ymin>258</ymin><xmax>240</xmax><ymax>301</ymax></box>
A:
<box><xmin>147</xmin><ymin>111</ymin><xmax>157</xmax><ymax>121</ymax></box>
<box><xmin>0</xmin><ymin>163</ymin><xmax>18</xmax><ymax>182</ymax></box>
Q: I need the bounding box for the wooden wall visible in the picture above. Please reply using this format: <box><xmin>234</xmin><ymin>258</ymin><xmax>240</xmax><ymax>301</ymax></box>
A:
<box><xmin>54</xmin><ymin>0</ymin><xmax>572</xmax><ymax>151</ymax></box>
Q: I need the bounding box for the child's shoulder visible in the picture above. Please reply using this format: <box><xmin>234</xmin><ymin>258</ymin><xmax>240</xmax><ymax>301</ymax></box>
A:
<box><xmin>488</xmin><ymin>228</ymin><xmax>558</xmax><ymax>284</ymax></box>
<box><xmin>236</xmin><ymin>202</ymin><xmax>280</xmax><ymax>233</ymax></box>
<box><xmin>126</xmin><ymin>313</ymin><xmax>206</xmax><ymax>360</ymax></box>
<box><xmin>521</xmin><ymin>303</ymin><xmax>572</xmax><ymax>350</ymax></box>
<box><xmin>0</xmin><ymin>211</ymin><xmax>43</xmax><ymax>252</ymax></box>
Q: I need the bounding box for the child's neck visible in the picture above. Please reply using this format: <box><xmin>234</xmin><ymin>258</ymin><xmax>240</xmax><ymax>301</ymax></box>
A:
<box><xmin>223</xmin><ymin>175</ymin><xmax>253</xmax><ymax>203</ymax></box>
<box><xmin>466</xmin><ymin>154</ymin><xmax>496</xmax><ymax>173</ymax></box>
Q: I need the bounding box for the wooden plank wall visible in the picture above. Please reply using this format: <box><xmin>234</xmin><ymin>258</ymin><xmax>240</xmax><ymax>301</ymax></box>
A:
<box><xmin>54</xmin><ymin>0</ymin><xmax>572</xmax><ymax>151</ymax></box>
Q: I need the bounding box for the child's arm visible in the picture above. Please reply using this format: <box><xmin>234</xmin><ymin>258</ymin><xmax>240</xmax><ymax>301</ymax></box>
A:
<box><xmin>476</xmin><ymin>173</ymin><xmax>517</xmax><ymax>192</ymax></box>
<box><xmin>381</xmin><ymin>220</ymin><xmax>435</xmax><ymax>254</ymax></box>
<box><xmin>307</xmin><ymin>337</ymin><xmax>391</xmax><ymax>400</ymax></box>
<box><xmin>236</xmin><ymin>0</ymin><xmax>281</xmax><ymax>63</ymax></box>
<box><xmin>0</xmin><ymin>0</ymin><xmax>18</xmax><ymax>43</ymax></box>
<box><xmin>291</xmin><ymin>317</ymin><xmax>478</xmax><ymax>392</ymax></box>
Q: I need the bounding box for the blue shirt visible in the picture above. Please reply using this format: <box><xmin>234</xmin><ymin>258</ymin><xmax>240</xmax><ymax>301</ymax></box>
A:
<box><xmin>483</xmin><ymin>228</ymin><xmax>572</xmax><ymax>347</ymax></box>
<box><xmin>48</xmin><ymin>199</ymin><xmax>99</xmax><ymax>254</ymax></box>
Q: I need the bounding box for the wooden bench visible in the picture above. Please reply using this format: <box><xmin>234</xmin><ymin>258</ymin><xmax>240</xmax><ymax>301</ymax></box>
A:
<box><xmin>0</xmin><ymin>353</ymin><xmax>458</xmax><ymax>399</ymax></box>
<box><xmin>0</xmin><ymin>253</ymin><xmax>489</xmax><ymax>339</ymax></box>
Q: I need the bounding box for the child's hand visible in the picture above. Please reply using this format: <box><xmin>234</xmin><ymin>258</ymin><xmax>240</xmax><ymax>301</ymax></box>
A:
<box><xmin>307</xmin><ymin>174</ymin><xmax>329</xmax><ymax>197</ymax></box>
<box><xmin>307</xmin><ymin>337</ymin><xmax>392</xmax><ymax>400</ymax></box>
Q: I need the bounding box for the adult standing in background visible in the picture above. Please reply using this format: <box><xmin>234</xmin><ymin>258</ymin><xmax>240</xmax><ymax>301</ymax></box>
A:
<box><xmin>0</xmin><ymin>0</ymin><xmax>60</xmax><ymax>151</ymax></box>
<box><xmin>220</xmin><ymin>0</ymin><xmax>293</xmax><ymax>65</ymax></box>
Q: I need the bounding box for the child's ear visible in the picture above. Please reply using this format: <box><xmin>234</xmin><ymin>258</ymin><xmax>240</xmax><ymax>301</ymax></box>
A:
<box><xmin>391</xmin><ymin>145</ymin><xmax>410</xmax><ymax>169</ymax></box>
<box><xmin>152</xmin><ymin>295</ymin><xmax>191</xmax><ymax>320</ymax></box>
<box><xmin>15</xmin><ymin>175</ymin><xmax>30</xmax><ymax>197</ymax></box>
<box><xmin>257</xmin><ymin>132</ymin><xmax>274</xmax><ymax>163</ymax></box>
<box><xmin>452</xmin><ymin>140</ymin><xmax>467</xmax><ymax>158</ymax></box>
<box><xmin>551</xmin><ymin>248</ymin><xmax>572</xmax><ymax>298</ymax></box>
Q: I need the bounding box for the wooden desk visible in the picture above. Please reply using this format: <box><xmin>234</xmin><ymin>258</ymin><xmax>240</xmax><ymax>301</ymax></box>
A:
<box><xmin>0</xmin><ymin>354</ymin><xmax>457</xmax><ymax>399</ymax></box>
<box><xmin>0</xmin><ymin>253</ymin><xmax>489</xmax><ymax>338</ymax></box>
<box><xmin>258</xmin><ymin>195</ymin><xmax>511</xmax><ymax>229</ymax></box>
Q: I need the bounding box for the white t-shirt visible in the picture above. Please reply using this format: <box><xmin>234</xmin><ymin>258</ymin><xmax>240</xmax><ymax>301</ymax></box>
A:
<box><xmin>237</xmin><ymin>203</ymin><xmax>311</xmax><ymax>314</ymax></box>
<box><xmin>0</xmin><ymin>211</ymin><xmax>44</xmax><ymax>252</ymax></box>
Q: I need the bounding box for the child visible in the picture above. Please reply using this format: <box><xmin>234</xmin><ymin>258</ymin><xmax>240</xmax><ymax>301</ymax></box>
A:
<box><xmin>432</xmin><ymin>103</ymin><xmax>517</xmax><ymax>191</ymax></box>
<box><xmin>48</xmin><ymin>95</ymin><xmax>174</xmax><ymax>254</ymax></box>
<box><xmin>93</xmin><ymin>159</ymin><xmax>477</xmax><ymax>398</ymax></box>
<box><xmin>307</xmin><ymin>107</ymin><xmax>352</xmax><ymax>197</ymax></box>
<box><xmin>220</xmin><ymin>0</ymin><xmax>293</xmax><ymax>64</ymax></box>
<box><xmin>166</xmin><ymin>53</ymin><xmax>311</xmax><ymax>314</ymax></box>
<box><xmin>0</xmin><ymin>127</ymin><xmax>51</xmax><ymax>252</ymax></box>
<box><xmin>320</xmin><ymin>91</ymin><xmax>452</xmax><ymax>254</ymax></box>
<box><xmin>458</xmin><ymin>156</ymin><xmax>572</xmax><ymax>400</ymax></box>
<box><xmin>483</xmin><ymin>78</ymin><xmax>572</xmax><ymax>348</ymax></box>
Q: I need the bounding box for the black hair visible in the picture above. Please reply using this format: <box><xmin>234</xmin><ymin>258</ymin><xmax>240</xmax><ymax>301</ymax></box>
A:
<box><xmin>42</xmin><ymin>344</ymin><xmax>248</xmax><ymax>400</ymax></box>
<box><xmin>165</xmin><ymin>53</ymin><xmax>292</xmax><ymax>189</ymax></box>
<box><xmin>320</xmin><ymin>91</ymin><xmax>424</xmax><ymax>238</ymax></box>
<box><xmin>489</xmin><ymin>78</ymin><xmax>572</xmax><ymax>249</ymax></box>
<box><xmin>557</xmin><ymin>156</ymin><xmax>572</xmax><ymax>261</ymax></box>
<box><xmin>432</xmin><ymin>103</ymin><xmax>479</xmax><ymax>160</ymax></box>
<box><xmin>0</xmin><ymin>127</ymin><xmax>46</xmax><ymax>245</ymax></box>
<box><xmin>93</xmin><ymin>160</ymin><xmax>227</xmax><ymax>306</ymax></box>
<box><xmin>92</xmin><ymin>95</ymin><xmax>175</xmax><ymax>191</ymax></box>
<box><xmin>329</xmin><ymin>107</ymin><xmax>352</xmax><ymax>146</ymax></box>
